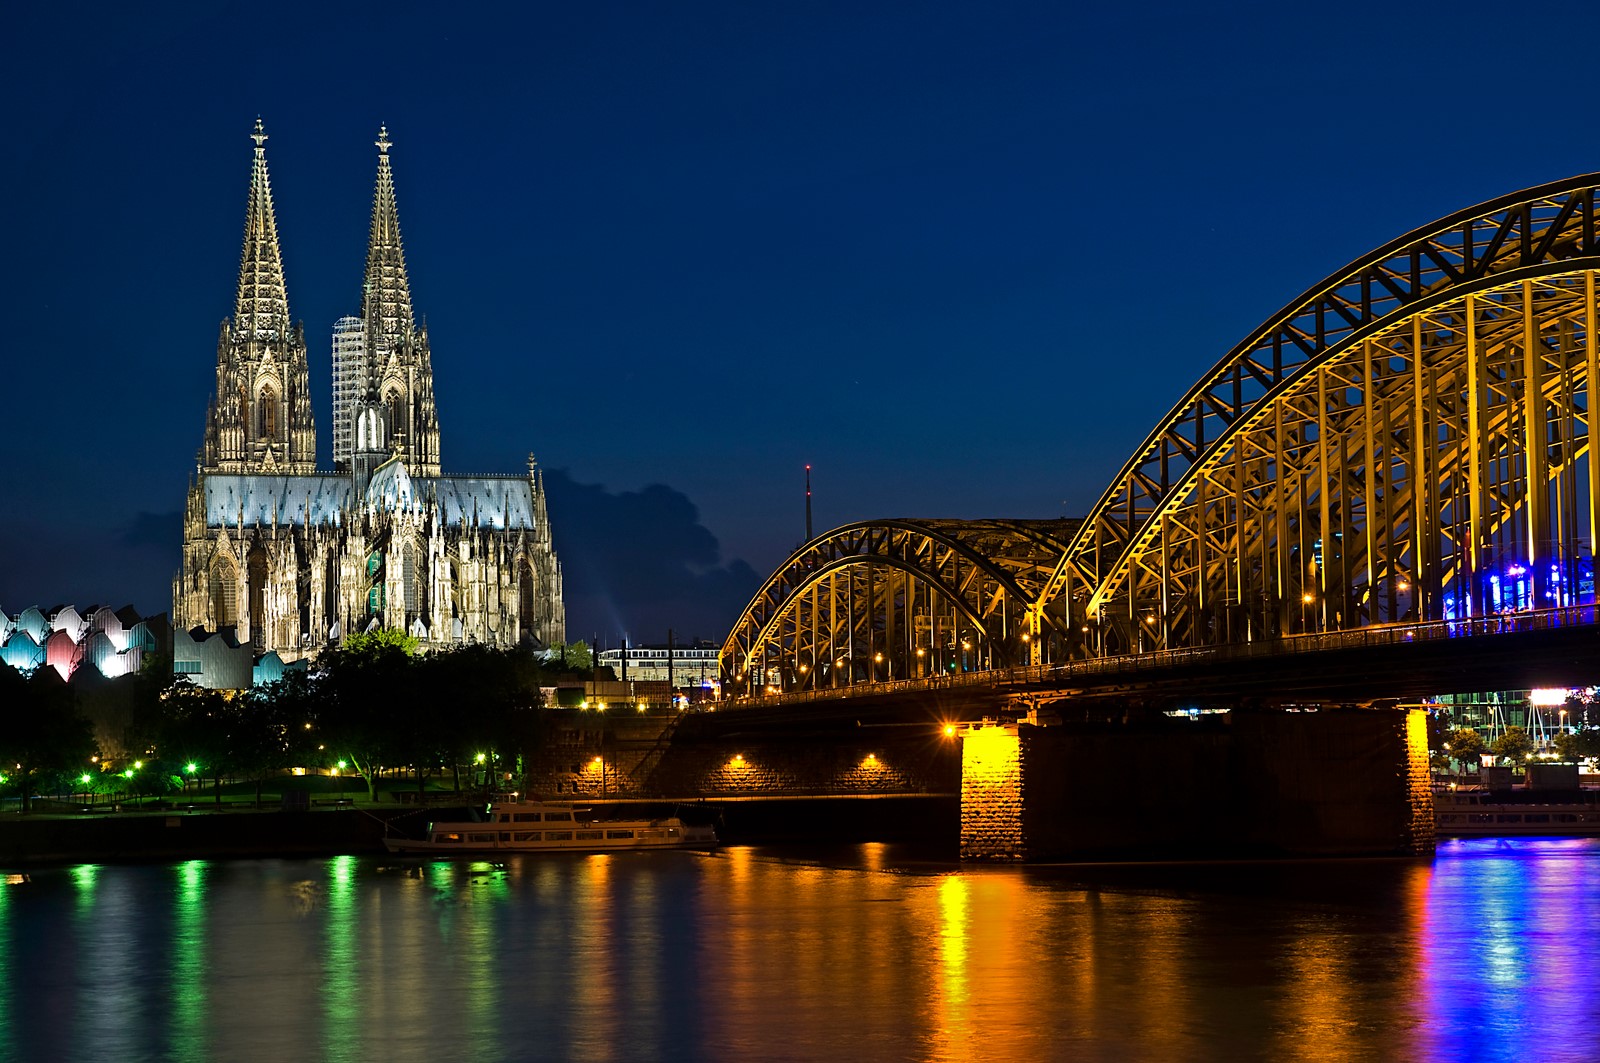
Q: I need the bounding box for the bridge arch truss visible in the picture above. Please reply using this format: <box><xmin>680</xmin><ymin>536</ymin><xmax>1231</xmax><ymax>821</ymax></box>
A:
<box><xmin>1041</xmin><ymin>173</ymin><xmax>1600</xmax><ymax>656</ymax></box>
<box><xmin>720</xmin><ymin>519</ymin><xmax>1078</xmax><ymax>695</ymax></box>
<box><xmin>723</xmin><ymin>174</ymin><xmax>1600</xmax><ymax>692</ymax></box>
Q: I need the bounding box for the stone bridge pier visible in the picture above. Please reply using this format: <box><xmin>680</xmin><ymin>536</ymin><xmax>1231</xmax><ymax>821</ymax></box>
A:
<box><xmin>960</xmin><ymin>707</ymin><xmax>1435</xmax><ymax>861</ymax></box>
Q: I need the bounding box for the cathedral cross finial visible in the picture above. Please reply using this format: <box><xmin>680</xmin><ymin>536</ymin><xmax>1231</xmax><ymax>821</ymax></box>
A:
<box><xmin>376</xmin><ymin>124</ymin><xmax>392</xmax><ymax>155</ymax></box>
<box><xmin>251</xmin><ymin>117</ymin><xmax>268</xmax><ymax>153</ymax></box>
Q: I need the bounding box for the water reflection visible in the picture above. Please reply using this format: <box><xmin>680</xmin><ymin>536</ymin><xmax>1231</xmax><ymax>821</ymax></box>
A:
<box><xmin>169</xmin><ymin>860</ymin><xmax>208</xmax><ymax>1060</ymax></box>
<box><xmin>2</xmin><ymin>840</ymin><xmax>1599</xmax><ymax>1060</ymax></box>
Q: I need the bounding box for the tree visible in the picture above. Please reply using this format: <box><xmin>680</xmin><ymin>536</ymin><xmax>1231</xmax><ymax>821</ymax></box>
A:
<box><xmin>547</xmin><ymin>640</ymin><xmax>592</xmax><ymax>672</ymax></box>
<box><xmin>1447</xmin><ymin>727</ymin><xmax>1485</xmax><ymax>774</ymax></box>
<box><xmin>237</xmin><ymin>673</ymin><xmax>320</xmax><ymax>806</ymax></box>
<box><xmin>344</xmin><ymin>628</ymin><xmax>419</xmax><ymax>658</ymax></box>
<box><xmin>1556</xmin><ymin>727</ymin><xmax>1600</xmax><ymax>765</ymax></box>
<box><xmin>1490</xmin><ymin>725</ymin><xmax>1534</xmax><ymax>766</ymax></box>
<box><xmin>159</xmin><ymin>681</ymin><xmax>239</xmax><ymax>807</ymax></box>
<box><xmin>1554</xmin><ymin>729</ymin><xmax>1585</xmax><ymax>763</ymax></box>
<box><xmin>0</xmin><ymin>667</ymin><xmax>97</xmax><ymax>813</ymax></box>
<box><xmin>314</xmin><ymin>633</ymin><xmax>419</xmax><ymax>800</ymax></box>
<box><xmin>413</xmin><ymin>644</ymin><xmax>545</xmax><ymax>796</ymax></box>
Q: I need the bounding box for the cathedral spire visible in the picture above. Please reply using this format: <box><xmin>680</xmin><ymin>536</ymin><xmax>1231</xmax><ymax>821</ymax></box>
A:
<box><xmin>355</xmin><ymin>124</ymin><xmax>441</xmax><ymax>477</ymax></box>
<box><xmin>362</xmin><ymin>123</ymin><xmax>415</xmax><ymax>368</ymax></box>
<box><xmin>234</xmin><ymin>118</ymin><xmax>291</xmax><ymax>341</ymax></box>
<box><xmin>203</xmin><ymin>117</ymin><xmax>316</xmax><ymax>476</ymax></box>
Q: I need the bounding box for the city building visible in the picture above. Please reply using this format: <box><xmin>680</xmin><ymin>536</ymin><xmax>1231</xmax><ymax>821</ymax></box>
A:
<box><xmin>329</xmin><ymin>315</ymin><xmax>365</xmax><ymax>470</ymax></box>
<box><xmin>173</xmin><ymin>122</ymin><xmax>565</xmax><ymax>659</ymax></box>
<box><xmin>597</xmin><ymin>641</ymin><xmax>720</xmax><ymax>694</ymax></box>
<box><xmin>0</xmin><ymin>605</ymin><xmax>168</xmax><ymax>681</ymax></box>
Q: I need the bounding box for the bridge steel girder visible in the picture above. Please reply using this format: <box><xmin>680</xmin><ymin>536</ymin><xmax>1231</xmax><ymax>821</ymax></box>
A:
<box><xmin>720</xmin><ymin>519</ymin><xmax>1079</xmax><ymax>696</ymax></box>
<box><xmin>1036</xmin><ymin>173</ymin><xmax>1600</xmax><ymax>656</ymax></box>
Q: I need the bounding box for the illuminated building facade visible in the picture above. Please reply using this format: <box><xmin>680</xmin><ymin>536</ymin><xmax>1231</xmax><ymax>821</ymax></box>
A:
<box><xmin>0</xmin><ymin>605</ymin><xmax>168</xmax><ymax>681</ymax></box>
<box><xmin>597</xmin><ymin>641</ymin><xmax>720</xmax><ymax>691</ymax></box>
<box><xmin>174</xmin><ymin>122</ymin><xmax>565</xmax><ymax>658</ymax></box>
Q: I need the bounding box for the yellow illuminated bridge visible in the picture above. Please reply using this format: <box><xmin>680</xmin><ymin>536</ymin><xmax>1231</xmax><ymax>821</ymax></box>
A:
<box><xmin>722</xmin><ymin>173</ymin><xmax>1600</xmax><ymax>700</ymax></box>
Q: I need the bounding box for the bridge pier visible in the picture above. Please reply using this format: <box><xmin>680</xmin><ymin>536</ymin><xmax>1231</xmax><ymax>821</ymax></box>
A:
<box><xmin>959</xmin><ymin>708</ymin><xmax>1434</xmax><ymax>862</ymax></box>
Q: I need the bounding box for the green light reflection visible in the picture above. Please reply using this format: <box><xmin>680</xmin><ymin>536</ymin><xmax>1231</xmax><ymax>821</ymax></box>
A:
<box><xmin>171</xmin><ymin>860</ymin><xmax>209</xmax><ymax>1058</ymax></box>
<box><xmin>0</xmin><ymin>874</ymin><xmax>12</xmax><ymax>1061</ymax></box>
<box><xmin>71</xmin><ymin>864</ymin><xmax>97</xmax><ymax>914</ymax></box>
<box><xmin>323</xmin><ymin>855</ymin><xmax>358</xmax><ymax>1056</ymax></box>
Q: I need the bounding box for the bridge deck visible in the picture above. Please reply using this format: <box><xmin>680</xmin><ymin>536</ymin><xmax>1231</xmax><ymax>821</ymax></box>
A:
<box><xmin>721</xmin><ymin>605</ymin><xmax>1600</xmax><ymax>714</ymax></box>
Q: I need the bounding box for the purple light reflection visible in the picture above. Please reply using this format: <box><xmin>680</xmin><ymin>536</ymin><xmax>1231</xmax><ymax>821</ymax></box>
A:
<box><xmin>1419</xmin><ymin>838</ymin><xmax>1600</xmax><ymax>1062</ymax></box>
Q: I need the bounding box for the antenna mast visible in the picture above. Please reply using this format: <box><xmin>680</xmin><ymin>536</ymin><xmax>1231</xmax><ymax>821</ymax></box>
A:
<box><xmin>805</xmin><ymin>464</ymin><xmax>813</xmax><ymax>543</ymax></box>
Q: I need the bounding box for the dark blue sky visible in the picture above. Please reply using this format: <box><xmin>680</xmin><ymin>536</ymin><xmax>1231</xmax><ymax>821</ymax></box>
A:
<box><xmin>3</xmin><ymin>1</ymin><xmax>1594</xmax><ymax>645</ymax></box>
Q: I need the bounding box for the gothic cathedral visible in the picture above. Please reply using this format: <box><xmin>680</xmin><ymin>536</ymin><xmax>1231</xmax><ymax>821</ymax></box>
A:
<box><xmin>174</xmin><ymin>122</ymin><xmax>565</xmax><ymax>658</ymax></box>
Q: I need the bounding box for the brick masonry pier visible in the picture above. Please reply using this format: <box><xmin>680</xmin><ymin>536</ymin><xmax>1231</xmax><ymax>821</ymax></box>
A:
<box><xmin>959</xmin><ymin>707</ymin><xmax>1435</xmax><ymax>861</ymax></box>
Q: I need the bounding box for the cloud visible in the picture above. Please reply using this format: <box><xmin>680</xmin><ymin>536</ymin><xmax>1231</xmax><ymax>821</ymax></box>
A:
<box><xmin>542</xmin><ymin>469</ymin><xmax>760</xmax><ymax>646</ymax></box>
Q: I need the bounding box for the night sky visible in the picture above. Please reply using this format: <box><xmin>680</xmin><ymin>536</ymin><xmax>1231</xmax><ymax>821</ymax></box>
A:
<box><xmin>5</xmin><ymin>1</ymin><xmax>1596</xmax><ymax>646</ymax></box>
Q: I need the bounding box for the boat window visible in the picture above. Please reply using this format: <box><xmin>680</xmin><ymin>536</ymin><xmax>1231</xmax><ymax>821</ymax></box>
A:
<box><xmin>638</xmin><ymin>830</ymin><xmax>664</xmax><ymax>840</ymax></box>
<box><xmin>438</xmin><ymin>833</ymin><xmax>463</xmax><ymax>843</ymax></box>
<box><xmin>470</xmin><ymin>833</ymin><xmax>497</xmax><ymax>842</ymax></box>
<box><xmin>668</xmin><ymin>828</ymin><xmax>680</xmax><ymax>837</ymax></box>
<box><xmin>1438</xmin><ymin>815</ymin><xmax>1461</xmax><ymax>823</ymax></box>
<box><xmin>545</xmin><ymin>831</ymin><xmax>573</xmax><ymax>841</ymax></box>
<box><xmin>497</xmin><ymin>814</ymin><xmax>513</xmax><ymax>822</ymax></box>
<box><xmin>1556</xmin><ymin>814</ymin><xmax>1580</xmax><ymax>822</ymax></box>
<box><xmin>513</xmin><ymin>813</ymin><xmax>542</xmax><ymax>822</ymax></box>
<box><xmin>606</xmin><ymin>830</ymin><xmax>635</xmax><ymax>840</ymax></box>
<box><xmin>545</xmin><ymin>812</ymin><xmax>573</xmax><ymax>822</ymax></box>
<box><xmin>1495</xmin><ymin>815</ymin><xmax>1522</xmax><ymax>823</ymax></box>
<box><xmin>1524</xmin><ymin>814</ymin><xmax>1550</xmax><ymax>823</ymax></box>
<box><xmin>513</xmin><ymin>832</ymin><xmax>540</xmax><ymax>841</ymax></box>
<box><xmin>575</xmin><ymin>830</ymin><xmax>604</xmax><ymax>841</ymax></box>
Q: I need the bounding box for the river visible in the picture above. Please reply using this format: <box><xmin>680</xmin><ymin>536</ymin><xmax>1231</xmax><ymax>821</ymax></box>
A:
<box><xmin>1</xmin><ymin>837</ymin><xmax>1595</xmax><ymax>1061</ymax></box>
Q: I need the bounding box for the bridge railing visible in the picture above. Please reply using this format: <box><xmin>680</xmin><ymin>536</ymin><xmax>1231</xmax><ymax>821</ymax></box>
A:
<box><xmin>719</xmin><ymin>604</ymin><xmax>1600</xmax><ymax>710</ymax></box>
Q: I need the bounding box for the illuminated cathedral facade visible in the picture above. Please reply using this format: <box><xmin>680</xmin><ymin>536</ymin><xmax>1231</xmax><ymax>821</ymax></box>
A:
<box><xmin>174</xmin><ymin>122</ymin><xmax>565</xmax><ymax>658</ymax></box>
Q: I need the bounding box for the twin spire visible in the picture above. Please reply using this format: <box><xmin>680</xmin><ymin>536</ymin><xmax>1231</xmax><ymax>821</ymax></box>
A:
<box><xmin>234</xmin><ymin>119</ymin><xmax>416</xmax><ymax>350</ymax></box>
<box><xmin>220</xmin><ymin>119</ymin><xmax>441</xmax><ymax>478</ymax></box>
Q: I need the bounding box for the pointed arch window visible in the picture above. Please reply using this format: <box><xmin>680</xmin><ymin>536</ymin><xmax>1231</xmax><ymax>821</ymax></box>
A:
<box><xmin>210</xmin><ymin>559</ymin><xmax>239</xmax><ymax>629</ymax></box>
<box><xmin>518</xmin><ymin>557</ymin><xmax>539</xmax><ymax>644</ymax></box>
<box><xmin>403</xmin><ymin>541</ymin><xmax>422</xmax><ymax>615</ymax></box>
<box><xmin>260</xmin><ymin>387</ymin><xmax>278</xmax><ymax>439</ymax></box>
<box><xmin>386</xmin><ymin>389</ymin><xmax>405</xmax><ymax>445</ymax></box>
<box><xmin>248</xmin><ymin>546</ymin><xmax>270</xmax><ymax>651</ymax></box>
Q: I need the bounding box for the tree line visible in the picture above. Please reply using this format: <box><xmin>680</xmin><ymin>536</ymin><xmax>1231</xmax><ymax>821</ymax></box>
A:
<box><xmin>0</xmin><ymin>632</ymin><xmax>596</xmax><ymax>812</ymax></box>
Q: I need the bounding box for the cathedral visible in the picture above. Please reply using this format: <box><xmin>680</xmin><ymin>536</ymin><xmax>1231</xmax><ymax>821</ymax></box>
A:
<box><xmin>173</xmin><ymin>122</ymin><xmax>565</xmax><ymax>660</ymax></box>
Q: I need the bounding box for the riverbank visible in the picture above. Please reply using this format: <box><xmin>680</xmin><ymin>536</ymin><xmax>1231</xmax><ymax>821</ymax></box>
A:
<box><xmin>0</xmin><ymin>794</ymin><xmax>959</xmax><ymax>866</ymax></box>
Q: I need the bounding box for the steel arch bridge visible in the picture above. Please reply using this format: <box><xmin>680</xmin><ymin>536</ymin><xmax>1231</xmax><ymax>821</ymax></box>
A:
<box><xmin>722</xmin><ymin>173</ymin><xmax>1600</xmax><ymax>695</ymax></box>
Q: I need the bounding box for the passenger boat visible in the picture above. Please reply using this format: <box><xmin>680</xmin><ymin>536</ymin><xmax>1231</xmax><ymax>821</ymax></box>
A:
<box><xmin>1434</xmin><ymin>789</ymin><xmax>1600</xmax><ymax>836</ymax></box>
<box><xmin>382</xmin><ymin>796</ymin><xmax>717</xmax><ymax>854</ymax></box>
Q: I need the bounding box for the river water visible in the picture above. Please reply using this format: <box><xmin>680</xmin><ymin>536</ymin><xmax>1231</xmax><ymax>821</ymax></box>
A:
<box><xmin>1</xmin><ymin>837</ymin><xmax>1596</xmax><ymax>1062</ymax></box>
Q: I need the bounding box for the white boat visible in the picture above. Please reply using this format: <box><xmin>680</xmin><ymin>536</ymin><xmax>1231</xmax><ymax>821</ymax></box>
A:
<box><xmin>1435</xmin><ymin>789</ymin><xmax>1600</xmax><ymax>836</ymax></box>
<box><xmin>382</xmin><ymin>797</ymin><xmax>717</xmax><ymax>854</ymax></box>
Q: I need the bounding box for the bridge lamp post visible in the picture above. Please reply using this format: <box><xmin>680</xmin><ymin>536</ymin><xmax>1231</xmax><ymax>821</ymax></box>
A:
<box><xmin>874</xmin><ymin>652</ymin><xmax>884</xmax><ymax>681</ymax></box>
